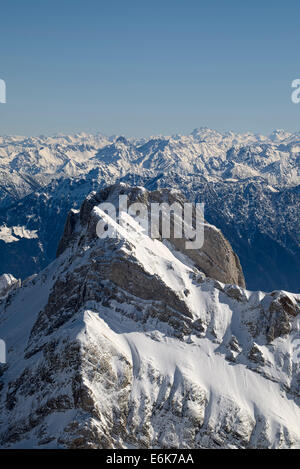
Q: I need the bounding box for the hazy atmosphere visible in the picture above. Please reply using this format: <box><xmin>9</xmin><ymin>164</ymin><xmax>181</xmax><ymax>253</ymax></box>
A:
<box><xmin>1</xmin><ymin>0</ymin><xmax>300</xmax><ymax>136</ymax></box>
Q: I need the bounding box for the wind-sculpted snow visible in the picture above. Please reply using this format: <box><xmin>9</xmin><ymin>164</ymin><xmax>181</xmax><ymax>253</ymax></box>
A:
<box><xmin>0</xmin><ymin>185</ymin><xmax>299</xmax><ymax>449</ymax></box>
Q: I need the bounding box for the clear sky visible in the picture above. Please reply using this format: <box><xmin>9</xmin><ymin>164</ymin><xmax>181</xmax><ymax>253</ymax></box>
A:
<box><xmin>1</xmin><ymin>0</ymin><xmax>300</xmax><ymax>137</ymax></box>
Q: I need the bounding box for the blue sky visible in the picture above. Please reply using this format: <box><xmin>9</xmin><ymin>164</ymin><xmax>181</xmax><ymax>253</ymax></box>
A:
<box><xmin>0</xmin><ymin>0</ymin><xmax>300</xmax><ymax>136</ymax></box>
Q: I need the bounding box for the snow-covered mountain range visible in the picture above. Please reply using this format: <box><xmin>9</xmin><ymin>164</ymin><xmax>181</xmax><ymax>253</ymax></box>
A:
<box><xmin>0</xmin><ymin>185</ymin><xmax>299</xmax><ymax>449</ymax></box>
<box><xmin>0</xmin><ymin>128</ymin><xmax>299</xmax><ymax>210</ymax></box>
<box><xmin>0</xmin><ymin>128</ymin><xmax>299</xmax><ymax>292</ymax></box>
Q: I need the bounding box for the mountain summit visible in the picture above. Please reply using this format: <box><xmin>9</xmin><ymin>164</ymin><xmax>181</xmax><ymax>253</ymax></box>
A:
<box><xmin>0</xmin><ymin>185</ymin><xmax>299</xmax><ymax>448</ymax></box>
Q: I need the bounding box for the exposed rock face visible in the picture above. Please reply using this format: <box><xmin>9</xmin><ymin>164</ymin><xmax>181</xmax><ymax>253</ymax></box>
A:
<box><xmin>57</xmin><ymin>184</ymin><xmax>246</xmax><ymax>287</ymax></box>
<box><xmin>0</xmin><ymin>185</ymin><xmax>299</xmax><ymax>449</ymax></box>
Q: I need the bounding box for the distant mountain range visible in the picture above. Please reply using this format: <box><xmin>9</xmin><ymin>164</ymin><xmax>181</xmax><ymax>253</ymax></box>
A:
<box><xmin>0</xmin><ymin>128</ymin><xmax>299</xmax><ymax>292</ymax></box>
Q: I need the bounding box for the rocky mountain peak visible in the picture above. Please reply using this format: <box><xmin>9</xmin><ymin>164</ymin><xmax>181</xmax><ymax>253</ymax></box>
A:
<box><xmin>57</xmin><ymin>184</ymin><xmax>245</xmax><ymax>288</ymax></box>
